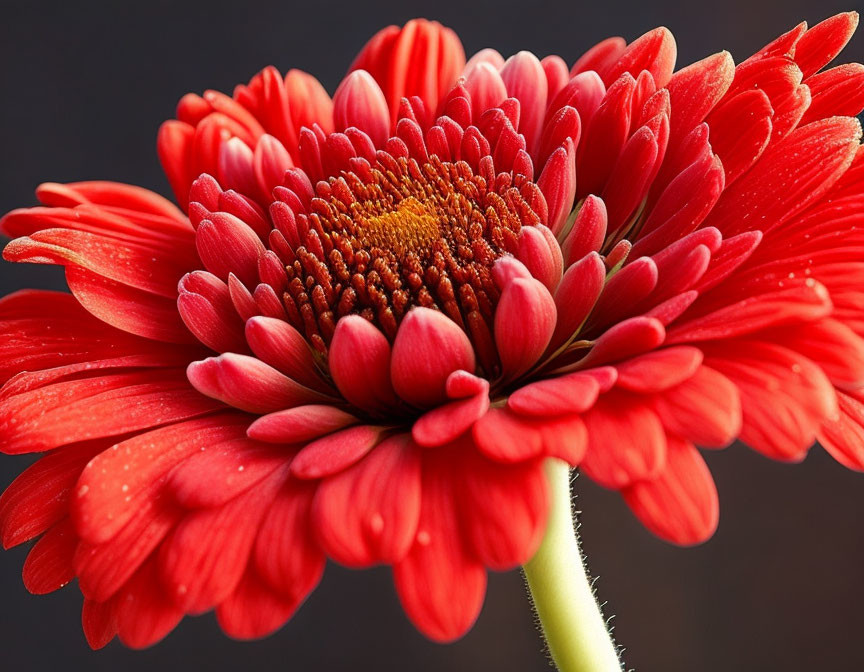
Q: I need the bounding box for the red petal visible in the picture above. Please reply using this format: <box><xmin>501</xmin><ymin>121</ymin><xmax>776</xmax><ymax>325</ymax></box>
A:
<box><xmin>500</xmin><ymin>51</ymin><xmax>548</xmax><ymax>156</ymax></box>
<box><xmin>3</xmin><ymin>229</ymin><xmax>193</xmax><ymax>298</ymax></box>
<box><xmin>473</xmin><ymin>406</ymin><xmax>587</xmax><ymax>464</ymax></box>
<box><xmin>705</xmin><ymin>340</ymin><xmax>837</xmax><ymax>461</ymax></box>
<box><xmin>652</xmin><ymin>365</ymin><xmax>742</xmax><ymax>448</ymax></box>
<box><xmin>581</xmin><ymin>392</ymin><xmax>666</xmax><ymax>489</ymax></box>
<box><xmin>313</xmin><ymin>434</ymin><xmax>421</xmax><ymax>567</ymax></box>
<box><xmin>0</xmin><ymin>441</ymin><xmax>103</xmax><ymax>548</ymax></box>
<box><xmin>571</xmin><ymin>37</ymin><xmax>626</xmax><ymax>78</ymax></box>
<box><xmin>329</xmin><ymin>315</ymin><xmax>398</xmax><ymax>414</ymax></box>
<box><xmin>537</xmin><ymin>141</ymin><xmax>577</xmax><ymax>236</ymax></box>
<box><xmin>819</xmin><ymin>388</ymin><xmax>864</xmax><ymax>470</ymax></box>
<box><xmin>615</xmin><ymin>346</ymin><xmax>703</xmax><ymax>393</ymax></box>
<box><xmin>245</xmin><ymin>316</ymin><xmax>332</xmax><ymax>392</ymax></box>
<box><xmin>576</xmin><ymin>316</ymin><xmax>666</xmax><ymax>369</ymax></box>
<box><xmin>114</xmin><ymin>557</ymin><xmax>184</xmax><ymax>649</ymax></box>
<box><xmin>508</xmin><ymin>370</ymin><xmax>604</xmax><ymax>417</ymax></box>
<box><xmin>623</xmin><ymin>435</ymin><xmax>718</xmax><ymax>545</ymax></box>
<box><xmin>538</xmin><ymin>105</ymin><xmax>581</xmax><ymax>170</ymax></box>
<box><xmin>333</xmin><ymin>70</ymin><xmax>390</xmax><ymax>147</ymax></box>
<box><xmin>290</xmin><ymin>425</ymin><xmax>386</xmax><ymax>479</ymax></box>
<box><xmin>494</xmin><ymin>277</ymin><xmax>556</xmax><ymax>379</ymax></box>
<box><xmin>195</xmin><ymin>212</ymin><xmax>265</xmax><ymax>286</ymax></box>
<box><xmin>0</xmin><ymin>369</ymin><xmax>220</xmax><ymax>454</ymax></box>
<box><xmin>767</xmin><ymin>318</ymin><xmax>864</xmax><ymax>388</ymax></box>
<box><xmin>794</xmin><ymin>12</ymin><xmax>859</xmax><ymax>79</ymax></box>
<box><xmin>464</xmin><ymin>63</ymin><xmax>508</xmax><ymax>122</ymax></box>
<box><xmin>22</xmin><ymin>518</ymin><xmax>77</xmax><ymax>594</ymax></box>
<box><xmin>73</xmin><ymin>415</ymin><xmax>250</xmax><ymax>544</ymax></box>
<box><xmin>177</xmin><ymin>271</ymin><xmax>248</xmax><ymax>353</ymax></box>
<box><xmin>706</xmin><ymin>89</ymin><xmax>773</xmax><ymax>186</ymax></box>
<box><xmin>667</xmin><ymin>279</ymin><xmax>832</xmax><ymax>344</ymax></box>
<box><xmin>158</xmin><ymin>467</ymin><xmax>288</xmax><ymax>614</ymax></box>
<box><xmin>605</xmin><ymin>27</ymin><xmax>677</xmax><ymax>88</ymax></box>
<box><xmin>75</xmin><ymin>496</ymin><xmax>180</xmax><ymax>602</ymax></box>
<box><xmin>253</xmin><ymin>479</ymin><xmax>324</xmax><ymax>603</ymax></box>
<box><xmin>458</xmin><ymin>449</ymin><xmax>548</xmax><ymax>569</ymax></box>
<box><xmin>412</xmin><ymin>378</ymin><xmax>490</xmax><ymax>447</ymax></box>
<box><xmin>703</xmin><ymin>117</ymin><xmax>862</xmax><ymax>237</ymax></box>
<box><xmin>187</xmin><ymin>353</ymin><xmax>328</xmax><ymax>414</ymax></box>
<box><xmin>350</xmin><ymin>19</ymin><xmax>466</xmax><ymax>121</ymax></box>
<box><xmin>800</xmin><ymin>64</ymin><xmax>864</xmax><ymax>124</ymax></box>
<box><xmin>665</xmin><ymin>51</ymin><xmax>735</xmax><ymax>142</ymax></box>
<box><xmin>391</xmin><ymin>307</ymin><xmax>476</xmax><ymax>407</ymax></box>
<box><xmin>588</xmin><ymin>256</ymin><xmax>658</xmax><ymax>331</ymax></box>
<box><xmin>601</xmin><ymin>126</ymin><xmax>660</xmax><ymax>234</ymax></box>
<box><xmin>248</xmin><ymin>405</ymin><xmax>358</xmax><ymax>443</ymax></box>
<box><xmin>216</xmin><ymin>569</ymin><xmax>303</xmax><ymax>640</ymax></box>
<box><xmin>552</xmin><ymin>252</ymin><xmax>606</xmax><ymax>348</ymax></box>
<box><xmin>167</xmin><ymin>439</ymin><xmax>285</xmax><ymax>508</ymax></box>
<box><xmin>82</xmin><ymin>598</ymin><xmax>117</xmax><ymax>650</ymax></box>
<box><xmin>393</xmin><ymin>452</ymin><xmax>486</xmax><ymax>642</ymax></box>
<box><xmin>515</xmin><ymin>224</ymin><xmax>564</xmax><ymax>293</ymax></box>
<box><xmin>65</xmin><ymin>265</ymin><xmax>195</xmax><ymax>344</ymax></box>
<box><xmin>562</xmin><ymin>195</ymin><xmax>608</xmax><ymax>265</ymax></box>
<box><xmin>576</xmin><ymin>73</ymin><xmax>635</xmax><ymax>196</ymax></box>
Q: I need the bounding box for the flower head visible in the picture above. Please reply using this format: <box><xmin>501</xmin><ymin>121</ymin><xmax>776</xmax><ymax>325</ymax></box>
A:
<box><xmin>2</xmin><ymin>13</ymin><xmax>864</xmax><ymax>649</ymax></box>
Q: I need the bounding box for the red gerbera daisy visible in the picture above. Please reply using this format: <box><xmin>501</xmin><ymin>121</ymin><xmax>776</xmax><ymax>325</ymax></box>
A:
<box><xmin>2</xmin><ymin>13</ymin><xmax>864</xmax><ymax>670</ymax></box>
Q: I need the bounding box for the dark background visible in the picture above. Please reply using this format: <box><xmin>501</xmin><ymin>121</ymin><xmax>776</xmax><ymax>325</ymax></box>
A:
<box><xmin>2</xmin><ymin>1</ymin><xmax>864</xmax><ymax>670</ymax></box>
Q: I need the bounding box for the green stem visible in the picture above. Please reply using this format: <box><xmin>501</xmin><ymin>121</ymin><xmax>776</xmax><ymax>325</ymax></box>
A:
<box><xmin>523</xmin><ymin>459</ymin><xmax>622</xmax><ymax>672</ymax></box>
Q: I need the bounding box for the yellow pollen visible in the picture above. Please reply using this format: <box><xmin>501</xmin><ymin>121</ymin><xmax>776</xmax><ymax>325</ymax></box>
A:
<box><xmin>354</xmin><ymin>196</ymin><xmax>441</xmax><ymax>258</ymax></box>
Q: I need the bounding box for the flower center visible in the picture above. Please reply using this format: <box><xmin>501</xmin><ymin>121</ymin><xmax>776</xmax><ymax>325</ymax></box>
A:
<box><xmin>282</xmin><ymin>154</ymin><xmax>544</xmax><ymax>351</ymax></box>
<box><xmin>355</xmin><ymin>196</ymin><xmax>441</xmax><ymax>257</ymax></box>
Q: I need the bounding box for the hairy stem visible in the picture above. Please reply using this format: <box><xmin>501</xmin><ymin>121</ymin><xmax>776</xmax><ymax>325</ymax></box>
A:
<box><xmin>523</xmin><ymin>459</ymin><xmax>622</xmax><ymax>672</ymax></box>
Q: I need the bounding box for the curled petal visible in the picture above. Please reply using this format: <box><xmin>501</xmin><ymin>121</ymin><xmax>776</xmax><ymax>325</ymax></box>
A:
<box><xmin>562</xmin><ymin>195</ymin><xmax>608</xmax><ymax>266</ymax></box>
<box><xmin>333</xmin><ymin>70</ymin><xmax>390</xmax><ymax>147</ymax></box>
<box><xmin>516</xmin><ymin>224</ymin><xmax>563</xmax><ymax>292</ymax></box>
<box><xmin>412</xmin><ymin>377</ymin><xmax>490</xmax><ymax>447</ymax></box>
<box><xmin>500</xmin><ymin>51</ymin><xmax>548</xmax><ymax>155</ymax></box>
<box><xmin>508</xmin><ymin>370</ymin><xmax>605</xmax><ymax>417</ymax></box>
<box><xmin>391</xmin><ymin>308</ymin><xmax>475</xmax><ymax>407</ymax></box>
<box><xmin>249</xmin><ymin>405</ymin><xmax>359</xmax><ymax>444</ymax></box>
<box><xmin>245</xmin><ymin>316</ymin><xmax>330</xmax><ymax>392</ymax></box>
<box><xmin>552</xmin><ymin>252</ymin><xmax>606</xmax><ymax>347</ymax></box>
<box><xmin>329</xmin><ymin>315</ymin><xmax>398</xmax><ymax>413</ymax></box>
<box><xmin>350</xmin><ymin>19</ymin><xmax>466</xmax><ymax>121</ymax></box>
<box><xmin>494</xmin><ymin>277</ymin><xmax>556</xmax><ymax>379</ymax></box>
<box><xmin>538</xmin><ymin>140</ymin><xmax>577</xmax><ymax>236</ymax></box>
<box><xmin>290</xmin><ymin>425</ymin><xmax>386</xmax><ymax>479</ymax></box>
<box><xmin>187</xmin><ymin>353</ymin><xmax>326</xmax><ymax>414</ymax></box>
<box><xmin>195</xmin><ymin>212</ymin><xmax>265</xmax><ymax>286</ymax></box>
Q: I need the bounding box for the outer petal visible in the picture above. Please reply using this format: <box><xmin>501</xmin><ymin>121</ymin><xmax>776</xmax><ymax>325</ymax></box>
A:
<box><xmin>313</xmin><ymin>434</ymin><xmax>421</xmax><ymax>567</ymax></box>
<box><xmin>623</xmin><ymin>436</ymin><xmax>719</xmax><ymax>545</ymax></box>
<box><xmin>581</xmin><ymin>392</ymin><xmax>666</xmax><ymax>489</ymax></box>
<box><xmin>393</xmin><ymin>452</ymin><xmax>486</xmax><ymax>643</ymax></box>
<box><xmin>458</xmin><ymin>448</ymin><xmax>548</xmax><ymax>570</ymax></box>
<box><xmin>349</xmin><ymin>19</ymin><xmax>466</xmax><ymax>122</ymax></box>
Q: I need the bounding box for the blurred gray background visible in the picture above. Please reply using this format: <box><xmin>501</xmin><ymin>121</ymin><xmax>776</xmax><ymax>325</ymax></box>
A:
<box><xmin>2</xmin><ymin>0</ymin><xmax>864</xmax><ymax>669</ymax></box>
